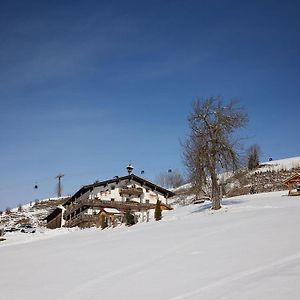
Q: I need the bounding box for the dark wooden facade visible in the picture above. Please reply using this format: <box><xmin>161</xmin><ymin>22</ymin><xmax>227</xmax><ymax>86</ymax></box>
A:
<box><xmin>283</xmin><ymin>174</ymin><xmax>300</xmax><ymax>196</ymax></box>
<box><xmin>44</xmin><ymin>207</ymin><xmax>63</xmax><ymax>229</ymax></box>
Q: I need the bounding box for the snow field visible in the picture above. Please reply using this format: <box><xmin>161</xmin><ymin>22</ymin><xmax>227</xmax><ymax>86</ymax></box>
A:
<box><xmin>1</xmin><ymin>191</ymin><xmax>300</xmax><ymax>299</ymax></box>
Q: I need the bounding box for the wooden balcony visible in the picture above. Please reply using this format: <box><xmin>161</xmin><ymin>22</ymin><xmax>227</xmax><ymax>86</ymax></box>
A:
<box><xmin>64</xmin><ymin>199</ymin><xmax>156</xmax><ymax>219</ymax></box>
<box><xmin>119</xmin><ymin>187</ymin><xmax>143</xmax><ymax>196</ymax></box>
<box><xmin>63</xmin><ymin>199</ymin><xmax>173</xmax><ymax>228</ymax></box>
<box><xmin>64</xmin><ymin>214</ymin><xmax>97</xmax><ymax>228</ymax></box>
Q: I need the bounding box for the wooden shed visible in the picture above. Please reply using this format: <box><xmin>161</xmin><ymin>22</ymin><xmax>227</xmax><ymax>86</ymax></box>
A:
<box><xmin>283</xmin><ymin>174</ymin><xmax>300</xmax><ymax>196</ymax></box>
<box><xmin>95</xmin><ymin>208</ymin><xmax>122</xmax><ymax>228</ymax></box>
<box><xmin>44</xmin><ymin>207</ymin><xmax>63</xmax><ymax>229</ymax></box>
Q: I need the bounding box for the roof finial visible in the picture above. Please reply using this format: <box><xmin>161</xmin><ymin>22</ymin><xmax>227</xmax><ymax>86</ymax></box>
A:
<box><xmin>126</xmin><ymin>162</ymin><xmax>134</xmax><ymax>175</ymax></box>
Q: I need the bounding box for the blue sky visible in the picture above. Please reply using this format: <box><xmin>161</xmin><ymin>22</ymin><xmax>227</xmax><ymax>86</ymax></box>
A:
<box><xmin>1</xmin><ymin>0</ymin><xmax>300</xmax><ymax>209</ymax></box>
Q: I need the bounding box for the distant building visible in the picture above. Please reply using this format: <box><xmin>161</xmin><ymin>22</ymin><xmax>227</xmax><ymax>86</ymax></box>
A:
<box><xmin>283</xmin><ymin>173</ymin><xmax>300</xmax><ymax>196</ymax></box>
<box><xmin>45</xmin><ymin>167</ymin><xmax>175</xmax><ymax>229</ymax></box>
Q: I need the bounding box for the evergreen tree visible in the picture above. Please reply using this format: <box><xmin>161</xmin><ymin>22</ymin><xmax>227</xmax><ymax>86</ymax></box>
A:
<box><xmin>125</xmin><ymin>211</ymin><xmax>135</xmax><ymax>226</ymax></box>
<box><xmin>101</xmin><ymin>216</ymin><xmax>108</xmax><ymax>229</ymax></box>
<box><xmin>155</xmin><ymin>200</ymin><xmax>162</xmax><ymax>221</ymax></box>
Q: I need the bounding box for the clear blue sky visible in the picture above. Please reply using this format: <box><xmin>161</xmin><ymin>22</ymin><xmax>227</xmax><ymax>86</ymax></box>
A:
<box><xmin>1</xmin><ymin>0</ymin><xmax>299</xmax><ymax>210</ymax></box>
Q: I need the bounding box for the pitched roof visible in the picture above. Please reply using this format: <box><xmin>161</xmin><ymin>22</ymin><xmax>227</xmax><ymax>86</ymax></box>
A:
<box><xmin>283</xmin><ymin>173</ymin><xmax>300</xmax><ymax>185</ymax></box>
<box><xmin>64</xmin><ymin>174</ymin><xmax>175</xmax><ymax>206</ymax></box>
<box><xmin>44</xmin><ymin>207</ymin><xmax>63</xmax><ymax>221</ymax></box>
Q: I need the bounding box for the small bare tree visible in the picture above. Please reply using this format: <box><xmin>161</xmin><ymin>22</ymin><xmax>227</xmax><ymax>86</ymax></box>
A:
<box><xmin>183</xmin><ymin>96</ymin><xmax>247</xmax><ymax>210</ymax></box>
<box><xmin>18</xmin><ymin>203</ymin><xmax>23</xmax><ymax>212</ymax></box>
<box><xmin>155</xmin><ymin>170</ymin><xmax>185</xmax><ymax>189</ymax></box>
<box><xmin>247</xmin><ymin>144</ymin><xmax>261</xmax><ymax>170</ymax></box>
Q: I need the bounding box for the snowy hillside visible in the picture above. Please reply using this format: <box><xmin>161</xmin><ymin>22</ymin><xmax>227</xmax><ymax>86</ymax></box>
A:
<box><xmin>1</xmin><ymin>190</ymin><xmax>300</xmax><ymax>299</ymax></box>
<box><xmin>0</xmin><ymin>197</ymin><xmax>69</xmax><ymax>229</ymax></box>
<box><xmin>255</xmin><ymin>156</ymin><xmax>300</xmax><ymax>173</ymax></box>
<box><xmin>172</xmin><ymin>156</ymin><xmax>300</xmax><ymax>204</ymax></box>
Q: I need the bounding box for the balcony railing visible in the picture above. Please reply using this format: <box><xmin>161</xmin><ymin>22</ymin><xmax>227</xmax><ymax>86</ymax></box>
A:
<box><xmin>64</xmin><ymin>198</ymin><xmax>157</xmax><ymax>218</ymax></box>
<box><xmin>119</xmin><ymin>187</ymin><xmax>143</xmax><ymax>196</ymax></box>
<box><xmin>64</xmin><ymin>214</ymin><xmax>96</xmax><ymax>228</ymax></box>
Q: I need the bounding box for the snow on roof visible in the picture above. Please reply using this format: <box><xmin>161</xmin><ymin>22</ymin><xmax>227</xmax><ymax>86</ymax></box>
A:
<box><xmin>103</xmin><ymin>208</ymin><xmax>121</xmax><ymax>214</ymax></box>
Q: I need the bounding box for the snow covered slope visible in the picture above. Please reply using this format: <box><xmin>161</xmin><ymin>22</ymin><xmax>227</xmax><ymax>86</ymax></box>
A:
<box><xmin>256</xmin><ymin>156</ymin><xmax>300</xmax><ymax>173</ymax></box>
<box><xmin>0</xmin><ymin>197</ymin><xmax>68</xmax><ymax>229</ymax></box>
<box><xmin>1</xmin><ymin>191</ymin><xmax>300</xmax><ymax>299</ymax></box>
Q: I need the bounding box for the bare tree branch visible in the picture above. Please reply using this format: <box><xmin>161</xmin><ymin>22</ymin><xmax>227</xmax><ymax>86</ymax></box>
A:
<box><xmin>183</xmin><ymin>96</ymin><xmax>248</xmax><ymax>210</ymax></box>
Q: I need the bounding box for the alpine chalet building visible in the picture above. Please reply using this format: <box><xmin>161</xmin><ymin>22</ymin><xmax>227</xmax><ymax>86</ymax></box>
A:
<box><xmin>45</xmin><ymin>165</ymin><xmax>175</xmax><ymax>229</ymax></box>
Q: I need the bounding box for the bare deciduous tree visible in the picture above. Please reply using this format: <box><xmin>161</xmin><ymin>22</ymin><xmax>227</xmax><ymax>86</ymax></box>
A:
<box><xmin>18</xmin><ymin>203</ymin><xmax>23</xmax><ymax>212</ymax></box>
<box><xmin>247</xmin><ymin>144</ymin><xmax>261</xmax><ymax>170</ymax></box>
<box><xmin>183</xmin><ymin>96</ymin><xmax>247</xmax><ymax>210</ymax></box>
<box><xmin>155</xmin><ymin>170</ymin><xmax>185</xmax><ymax>189</ymax></box>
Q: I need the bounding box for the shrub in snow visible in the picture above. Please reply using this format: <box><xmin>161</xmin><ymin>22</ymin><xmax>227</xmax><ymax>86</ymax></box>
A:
<box><xmin>125</xmin><ymin>211</ymin><xmax>135</xmax><ymax>226</ymax></box>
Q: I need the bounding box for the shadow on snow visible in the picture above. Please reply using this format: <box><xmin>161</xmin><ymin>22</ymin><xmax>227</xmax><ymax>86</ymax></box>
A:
<box><xmin>191</xmin><ymin>199</ymin><xmax>244</xmax><ymax>213</ymax></box>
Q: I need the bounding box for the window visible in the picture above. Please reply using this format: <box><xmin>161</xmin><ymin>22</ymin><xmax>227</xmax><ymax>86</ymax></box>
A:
<box><xmin>111</xmin><ymin>198</ymin><xmax>115</xmax><ymax>202</ymax></box>
<box><xmin>146</xmin><ymin>199</ymin><xmax>149</xmax><ymax>204</ymax></box>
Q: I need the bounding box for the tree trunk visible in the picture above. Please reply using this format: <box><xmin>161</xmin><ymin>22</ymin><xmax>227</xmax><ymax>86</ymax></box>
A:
<box><xmin>211</xmin><ymin>173</ymin><xmax>221</xmax><ymax>210</ymax></box>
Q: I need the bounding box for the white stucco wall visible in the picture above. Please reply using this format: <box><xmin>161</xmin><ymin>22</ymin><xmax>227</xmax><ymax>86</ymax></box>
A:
<box><xmin>88</xmin><ymin>179</ymin><xmax>168</xmax><ymax>204</ymax></box>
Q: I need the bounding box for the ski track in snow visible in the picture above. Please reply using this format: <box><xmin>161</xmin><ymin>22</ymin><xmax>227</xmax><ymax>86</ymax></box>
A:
<box><xmin>65</xmin><ymin>221</ymin><xmax>243</xmax><ymax>298</ymax></box>
<box><xmin>167</xmin><ymin>253</ymin><xmax>300</xmax><ymax>300</ymax></box>
<box><xmin>65</xmin><ymin>209</ymin><xmax>281</xmax><ymax>299</ymax></box>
